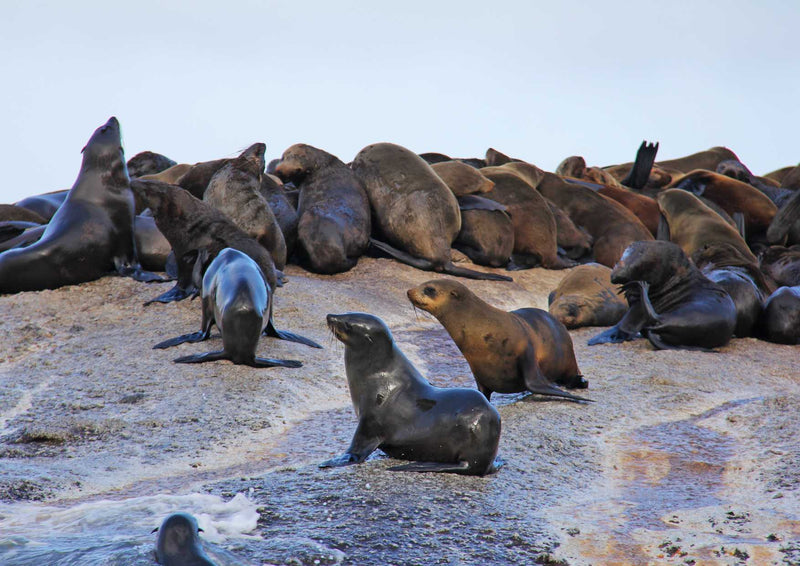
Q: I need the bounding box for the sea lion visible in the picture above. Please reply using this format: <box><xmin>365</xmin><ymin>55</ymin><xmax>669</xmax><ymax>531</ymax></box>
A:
<box><xmin>548</xmin><ymin>263</ymin><xmax>627</xmax><ymax>329</ymax></box>
<box><xmin>546</xmin><ymin>201</ymin><xmax>593</xmax><ymax>260</ymax></box>
<box><xmin>715</xmin><ymin>160</ymin><xmax>789</xmax><ymax>205</ymax></box>
<box><xmin>141</xmin><ymin>163</ymin><xmax>193</xmax><ymax>185</ymax></box>
<box><xmin>485</xmin><ymin>147</ymin><xmax>518</xmax><ymax>166</ymax></box>
<box><xmin>669</xmin><ymin>170</ymin><xmax>777</xmax><ymax>240</ymax></box>
<box><xmin>154</xmin><ymin>248</ymin><xmax>303</xmax><ymax>368</ymax></box>
<box><xmin>0</xmin><ymin>117</ymin><xmax>162</xmax><ymax>294</ymax></box>
<box><xmin>351</xmin><ymin>142</ymin><xmax>511</xmax><ymax>281</ymax></box>
<box><xmin>535</xmin><ymin>171</ymin><xmax>654</xmax><ymax>268</ymax></box>
<box><xmin>479</xmin><ymin>168</ymin><xmax>575</xmax><ymax>269</ymax></box>
<box><xmin>407</xmin><ymin>279</ymin><xmax>589</xmax><ymax>401</ymax></box>
<box><xmin>656</xmin><ymin>189</ymin><xmax>757</xmax><ymax>263</ymax></box>
<box><xmin>759</xmin><ymin>245</ymin><xmax>800</xmax><ymax>288</ymax></box>
<box><xmin>556</xmin><ymin>155</ymin><xmax>626</xmax><ymax>189</ymax></box>
<box><xmin>564</xmin><ymin>177</ymin><xmax>660</xmax><ymax>237</ymax></box>
<box><xmin>453</xmin><ymin>196</ymin><xmax>514</xmax><ymax>267</ymax></box>
<box><xmin>273</xmin><ymin>143</ymin><xmax>371</xmax><ymax>274</ymax></box>
<box><xmin>14</xmin><ymin>189</ymin><xmax>68</xmax><ymax>222</ymax></box>
<box><xmin>131</xmin><ymin>179</ymin><xmax>321</xmax><ymax>348</ymax></box>
<box><xmin>177</xmin><ymin>158</ymin><xmax>231</xmax><ymax>199</ymax></box>
<box><xmin>126</xmin><ymin>151</ymin><xmax>176</xmax><ymax>178</ymax></box>
<box><xmin>153</xmin><ymin>512</ymin><xmax>215</xmax><ymax>566</ymax></box>
<box><xmin>766</xmin><ymin>190</ymin><xmax>800</xmax><ymax>245</ymax></box>
<box><xmin>321</xmin><ymin>312</ymin><xmax>502</xmax><ymax>475</ymax></box>
<box><xmin>604</xmin><ymin>146</ymin><xmax>739</xmax><ymax>180</ymax></box>
<box><xmin>432</xmin><ymin>160</ymin><xmax>495</xmax><ymax>196</ymax></box>
<box><xmin>259</xmin><ymin>173</ymin><xmax>298</xmax><ymax>258</ymax></box>
<box><xmin>204</xmin><ymin>143</ymin><xmax>287</xmax><ymax>270</ymax></box>
<box><xmin>758</xmin><ymin>286</ymin><xmax>800</xmax><ymax>344</ymax></box>
<box><xmin>0</xmin><ymin>204</ymin><xmax>46</xmax><ymax>224</ymax></box>
<box><xmin>588</xmin><ymin>241</ymin><xmax>737</xmax><ymax>350</ymax></box>
<box><xmin>134</xmin><ymin>214</ymin><xmax>172</xmax><ymax>272</ymax></box>
<box><xmin>692</xmin><ymin>243</ymin><xmax>769</xmax><ymax>338</ymax></box>
<box><xmin>419</xmin><ymin>152</ymin><xmax>452</xmax><ymax>164</ymax></box>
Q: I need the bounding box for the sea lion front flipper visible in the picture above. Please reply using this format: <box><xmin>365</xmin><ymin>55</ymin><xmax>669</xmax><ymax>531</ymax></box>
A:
<box><xmin>174</xmin><ymin>350</ymin><xmax>227</xmax><ymax>364</ymax></box>
<box><xmin>621</xmin><ymin>140</ymin><xmax>659</xmax><ymax>190</ymax></box>
<box><xmin>249</xmin><ymin>357</ymin><xmax>303</xmax><ymax>368</ymax></box>
<box><xmin>143</xmin><ymin>283</ymin><xmax>193</xmax><ymax>305</ymax></box>
<box><xmin>153</xmin><ymin>330</ymin><xmax>210</xmax><ymax>349</ymax></box>
<box><xmin>319</xmin><ymin>419</ymin><xmax>383</xmax><ymax>468</ymax></box>
<box><xmin>264</xmin><ymin>318</ymin><xmax>323</xmax><ymax>348</ymax></box>
<box><xmin>636</xmin><ymin>281</ymin><xmax>661</xmax><ymax>325</ymax></box>
<box><xmin>519</xmin><ymin>346</ymin><xmax>592</xmax><ymax>402</ymax></box>
<box><xmin>388</xmin><ymin>461</ymin><xmax>471</xmax><ymax>473</ymax></box>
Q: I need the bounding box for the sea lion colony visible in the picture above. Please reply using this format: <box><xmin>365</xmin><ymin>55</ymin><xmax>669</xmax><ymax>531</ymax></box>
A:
<box><xmin>1</xmin><ymin>119</ymin><xmax>799</xmax><ymax>558</ymax></box>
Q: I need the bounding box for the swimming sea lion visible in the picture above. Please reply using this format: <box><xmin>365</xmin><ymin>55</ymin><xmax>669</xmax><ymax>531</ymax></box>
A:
<box><xmin>204</xmin><ymin>143</ymin><xmax>287</xmax><ymax>270</ymax></box>
<box><xmin>273</xmin><ymin>143</ymin><xmax>371</xmax><ymax>274</ymax></box>
<box><xmin>321</xmin><ymin>312</ymin><xmax>502</xmax><ymax>475</ymax></box>
<box><xmin>154</xmin><ymin>248</ymin><xmax>302</xmax><ymax>367</ymax></box>
<box><xmin>588</xmin><ymin>241</ymin><xmax>737</xmax><ymax>350</ymax></box>
<box><xmin>351</xmin><ymin>142</ymin><xmax>511</xmax><ymax>281</ymax></box>
<box><xmin>758</xmin><ymin>286</ymin><xmax>800</xmax><ymax>344</ymax></box>
<box><xmin>127</xmin><ymin>151</ymin><xmax>176</xmax><ymax>178</ymax></box>
<box><xmin>407</xmin><ymin>279</ymin><xmax>589</xmax><ymax>401</ymax></box>
<box><xmin>548</xmin><ymin>263</ymin><xmax>627</xmax><ymax>329</ymax></box>
<box><xmin>0</xmin><ymin>117</ymin><xmax>162</xmax><ymax>294</ymax></box>
<box><xmin>153</xmin><ymin>512</ymin><xmax>215</xmax><ymax>566</ymax></box>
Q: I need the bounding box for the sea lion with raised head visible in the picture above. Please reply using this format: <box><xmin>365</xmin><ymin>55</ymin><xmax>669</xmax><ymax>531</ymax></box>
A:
<box><xmin>408</xmin><ymin>279</ymin><xmax>589</xmax><ymax>401</ymax></box>
<box><xmin>321</xmin><ymin>312</ymin><xmax>502</xmax><ymax>475</ymax></box>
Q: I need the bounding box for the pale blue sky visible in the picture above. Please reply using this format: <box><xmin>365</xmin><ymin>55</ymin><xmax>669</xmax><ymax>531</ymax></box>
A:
<box><xmin>2</xmin><ymin>1</ymin><xmax>798</xmax><ymax>203</ymax></box>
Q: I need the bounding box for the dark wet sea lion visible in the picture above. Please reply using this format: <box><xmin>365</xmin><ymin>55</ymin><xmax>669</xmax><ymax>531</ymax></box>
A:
<box><xmin>453</xmin><ymin>196</ymin><xmax>514</xmax><ymax>267</ymax></box>
<box><xmin>0</xmin><ymin>117</ymin><xmax>162</xmax><ymax>294</ymax></box>
<box><xmin>588</xmin><ymin>241</ymin><xmax>736</xmax><ymax>350</ymax></box>
<box><xmin>408</xmin><ymin>279</ymin><xmax>589</xmax><ymax>401</ymax></box>
<box><xmin>154</xmin><ymin>248</ymin><xmax>302</xmax><ymax>368</ymax></box>
<box><xmin>14</xmin><ymin>189</ymin><xmax>68</xmax><ymax>222</ymax></box>
<box><xmin>479</xmin><ymin>168</ymin><xmax>574</xmax><ymax>269</ymax></box>
<box><xmin>204</xmin><ymin>143</ymin><xmax>287</xmax><ymax>269</ymax></box>
<box><xmin>535</xmin><ymin>171</ymin><xmax>654</xmax><ymax>268</ymax></box>
<box><xmin>548</xmin><ymin>263</ymin><xmax>627</xmax><ymax>329</ymax></box>
<box><xmin>759</xmin><ymin>245</ymin><xmax>800</xmax><ymax>288</ymax></box>
<box><xmin>0</xmin><ymin>204</ymin><xmax>46</xmax><ymax>224</ymax></box>
<box><xmin>432</xmin><ymin>160</ymin><xmax>495</xmax><ymax>196</ymax></box>
<box><xmin>153</xmin><ymin>512</ymin><xmax>215</xmax><ymax>566</ymax></box>
<box><xmin>273</xmin><ymin>143</ymin><xmax>371</xmax><ymax>274</ymax></box>
<box><xmin>131</xmin><ymin>179</ymin><xmax>321</xmax><ymax>348</ymax></box>
<box><xmin>692</xmin><ymin>243</ymin><xmax>769</xmax><ymax>338</ymax></box>
<box><xmin>656</xmin><ymin>189</ymin><xmax>757</xmax><ymax>263</ymax></box>
<box><xmin>351</xmin><ymin>142</ymin><xmax>511</xmax><ymax>281</ymax></box>
<box><xmin>321</xmin><ymin>312</ymin><xmax>502</xmax><ymax>475</ymax></box>
<box><xmin>758</xmin><ymin>286</ymin><xmax>800</xmax><ymax>344</ymax></box>
<box><xmin>669</xmin><ymin>170</ymin><xmax>777</xmax><ymax>240</ymax></box>
<box><xmin>126</xmin><ymin>151</ymin><xmax>176</xmax><ymax>178</ymax></box>
<box><xmin>259</xmin><ymin>174</ymin><xmax>298</xmax><ymax>258</ymax></box>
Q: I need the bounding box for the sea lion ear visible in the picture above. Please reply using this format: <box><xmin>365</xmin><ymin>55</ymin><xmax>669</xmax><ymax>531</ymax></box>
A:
<box><xmin>450</xmin><ymin>289</ymin><xmax>460</xmax><ymax>299</ymax></box>
<box><xmin>151</xmin><ymin>527</ymin><xmax>159</xmax><ymax>534</ymax></box>
<box><xmin>197</xmin><ymin>527</ymin><xmax>204</xmax><ymax>533</ymax></box>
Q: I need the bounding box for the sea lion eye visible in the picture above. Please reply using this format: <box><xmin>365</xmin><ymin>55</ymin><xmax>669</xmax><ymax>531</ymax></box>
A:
<box><xmin>423</xmin><ymin>286</ymin><xmax>436</xmax><ymax>297</ymax></box>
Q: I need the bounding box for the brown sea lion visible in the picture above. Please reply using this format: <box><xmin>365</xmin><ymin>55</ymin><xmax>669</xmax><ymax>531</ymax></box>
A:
<box><xmin>321</xmin><ymin>312</ymin><xmax>502</xmax><ymax>475</ymax></box>
<box><xmin>656</xmin><ymin>189</ymin><xmax>757</xmax><ymax>263</ymax></box>
<box><xmin>176</xmin><ymin>158</ymin><xmax>230</xmax><ymax>199</ymax></box>
<box><xmin>548</xmin><ymin>263</ymin><xmax>627</xmax><ymax>329</ymax></box>
<box><xmin>273</xmin><ymin>143</ymin><xmax>370</xmax><ymax>274</ymax></box>
<box><xmin>564</xmin><ymin>178</ymin><xmax>660</xmax><ymax>236</ymax></box>
<box><xmin>432</xmin><ymin>161</ymin><xmax>495</xmax><ymax>196</ymax></box>
<box><xmin>547</xmin><ymin>201</ymin><xmax>593</xmax><ymax>260</ymax></box>
<box><xmin>140</xmin><ymin>163</ymin><xmax>192</xmax><ymax>185</ymax></box>
<box><xmin>605</xmin><ymin>146</ymin><xmax>739</xmax><ymax>181</ymax></box>
<box><xmin>418</xmin><ymin>152</ymin><xmax>452</xmax><ymax>165</ymax></box>
<box><xmin>453</xmin><ymin>196</ymin><xmax>514</xmax><ymax>267</ymax></box>
<box><xmin>407</xmin><ymin>279</ymin><xmax>589</xmax><ymax>402</ymax></box>
<box><xmin>203</xmin><ymin>143</ymin><xmax>287</xmax><ymax>270</ymax></box>
<box><xmin>126</xmin><ymin>151</ymin><xmax>176</xmax><ymax>178</ymax></box>
<box><xmin>479</xmin><ymin>169</ymin><xmax>574</xmax><ymax>269</ymax></box>
<box><xmin>0</xmin><ymin>204</ymin><xmax>46</xmax><ymax>224</ymax></box>
<box><xmin>669</xmin><ymin>170</ymin><xmax>777</xmax><ymax>240</ymax></box>
<box><xmin>485</xmin><ymin>147</ymin><xmax>518</xmax><ymax>167</ymax></box>
<box><xmin>588</xmin><ymin>241</ymin><xmax>737</xmax><ymax>350</ymax></box>
<box><xmin>535</xmin><ymin>171</ymin><xmax>654</xmax><ymax>267</ymax></box>
<box><xmin>766</xmin><ymin>190</ymin><xmax>800</xmax><ymax>245</ymax></box>
<box><xmin>0</xmin><ymin>117</ymin><xmax>162</xmax><ymax>294</ymax></box>
<box><xmin>779</xmin><ymin>165</ymin><xmax>800</xmax><ymax>190</ymax></box>
<box><xmin>556</xmin><ymin>155</ymin><xmax>625</xmax><ymax>189</ymax></box>
<box><xmin>351</xmin><ymin>142</ymin><xmax>510</xmax><ymax>281</ymax></box>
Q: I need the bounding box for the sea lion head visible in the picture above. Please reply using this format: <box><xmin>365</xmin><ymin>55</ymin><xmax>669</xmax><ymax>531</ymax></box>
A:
<box><xmin>234</xmin><ymin>142</ymin><xmax>267</xmax><ymax>180</ymax></box>
<box><xmin>326</xmin><ymin>312</ymin><xmax>392</xmax><ymax>349</ymax></box>
<box><xmin>81</xmin><ymin>116</ymin><xmax>127</xmax><ymax>179</ymax></box>
<box><xmin>406</xmin><ymin>279</ymin><xmax>470</xmax><ymax>318</ymax></box>
<box><xmin>611</xmin><ymin>241</ymin><xmax>691</xmax><ymax>287</ymax></box>
<box><xmin>153</xmin><ymin>512</ymin><xmax>204</xmax><ymax>563</ymax></box>
<box><xmin>549</xmin><ymin>296</ymin><xmax>593</xmax><ymax>329</ymax></box>
<box><xmin>274</xmin><ymin>143</ymin><xmax>336</xmax><ymax>184</ymax></box>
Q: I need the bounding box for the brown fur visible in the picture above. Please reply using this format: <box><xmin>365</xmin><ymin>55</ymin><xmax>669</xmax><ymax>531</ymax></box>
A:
<box><xmin>548</xmin><ymin>263</ymin><xmax>627</xmax><ymax>328</ymax></box>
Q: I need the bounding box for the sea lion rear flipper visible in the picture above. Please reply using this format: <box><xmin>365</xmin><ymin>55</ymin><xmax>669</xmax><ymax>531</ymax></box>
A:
<box><xmin>250</xmin><ymin>356</ymin><xmax>303</xmax><ymax>368</ymax></box>
<box><xmin>388</xmin><ymin>461</ymin><xmax>471</xmax><ymax>473</ymax></box>
<box><xmin>519</xmin><ymin>347</ymin><xmax>593</xmax><ymax>402</ymax></box>
<box><xmin>174</xmin><ymin>350</ymin><xmax>227</xmax><ymax>364</ymax></box>
<box><xmin>264</xmin><ymin>318</ymin><xmax>323</xmax><ymax>348</ymax></box>
<box><xmin>456</xmin><ymin>195</ymin><xmax>508</xmax><ymax>212</ymax></box>
<box><xmin>153</xmin><ymin>330</ymin><xmax>209</xmax><ymax>349</ymax></box>
<box><xmin>144</xmin><ymin>283</ymin><xmax>194</xmax><ymax>305</ymax></box>
<box><xmin>114</xmin><ymin>258</ymin><xmax>169</xmax><ymax>283</ymax></box>
<box><xmin>621</xmin><ymin>141</ymin><xmax>659</xmax><ymax>190</ymax></box>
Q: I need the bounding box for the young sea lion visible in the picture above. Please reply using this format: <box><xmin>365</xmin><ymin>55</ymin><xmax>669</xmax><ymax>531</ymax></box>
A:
<box><xmin>548</xmin><ymin>263</ymin><xmax>627</xmax><ymax>329</ymax></box>
<box><xmin>588</xmin><ymin>241</ymin><xmax>737</xmax><ymax>350</ymax></box>
<box><xmin>154</xmin><ymin>248</ymin><xmax>302</xmax><ymax>368</ymax></box>
<box><xmin>273</xmin><ymin>143</ymin><xmax>371</xmax><ymax>274</ymax></box>
<box><xmin>153</xmin><ymin>512</ymin><xmax>215</xmax><ymax>566</ymax></box>
<box><xmin>321</xmin><ymin>312</ymin><xmax>502</xmax><ymax>475</ymax></box>
<box><xmin>407</xmin><ymin>279</ymin><xmax>589</xmax><ymax>402</ymax></box>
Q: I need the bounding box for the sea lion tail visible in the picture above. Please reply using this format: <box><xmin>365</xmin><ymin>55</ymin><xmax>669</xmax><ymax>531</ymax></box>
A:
<box><xmin>622</xmin><ymin>140</ymin><xmax>659</xmax><ymax>189</ymax></box>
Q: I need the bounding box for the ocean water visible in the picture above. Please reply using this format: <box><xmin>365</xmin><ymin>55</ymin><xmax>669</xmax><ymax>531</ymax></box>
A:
<box><xmin>0</xmin><ymin>492</ymin><xmax>259</xmax><ymax>565</ymax></box>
